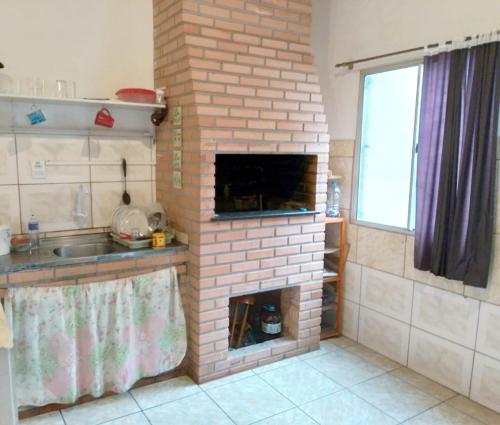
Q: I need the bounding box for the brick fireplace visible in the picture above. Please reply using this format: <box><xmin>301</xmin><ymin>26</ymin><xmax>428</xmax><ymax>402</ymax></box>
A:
<box><xmin>153</xmin><ymin>0</ymin><xmax>330</xmax><ymax>383</ymax></box>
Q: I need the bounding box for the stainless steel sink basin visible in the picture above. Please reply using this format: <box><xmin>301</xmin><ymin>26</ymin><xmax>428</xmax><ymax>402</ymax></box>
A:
<box><xmin>53</xmin><ymin>243</ymin><xmax>118</xmax><ymax>258</ymax></box>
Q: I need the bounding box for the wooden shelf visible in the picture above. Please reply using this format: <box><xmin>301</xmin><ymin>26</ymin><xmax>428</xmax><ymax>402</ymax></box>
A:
<box><xmin>323</xmin><ymin>276</ymin><xmax>340</xmax><ymax>284</ymax></box>
<box><xmin>322</xmin><ymin>303</ymin><xmax>337</xmax><ymax>312</ymax></box>
<box><xmin>0</xmin><ymin>94</ymin><xmax>166</xmax><ymax>110</ymax></box>
<box><xmin>321</xmin><ymin>214</ymin><xmax>346</xmax><ymax>340</ymax></box>
<box><xmin>321</xmin><ymin>328</ymin><xmax>341</xmax><ymax>339</ymax></box>
<box><xmin>325</xmin><ymin>216</ymin><xmax>345</xmax><ymax>224</ymax></box>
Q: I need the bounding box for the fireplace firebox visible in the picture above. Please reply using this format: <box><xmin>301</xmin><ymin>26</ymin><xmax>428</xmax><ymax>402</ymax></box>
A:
<box><xmin>213</xmin><ymin>154</ymin><xmax>318</xmax><ymax>220</ymax></box>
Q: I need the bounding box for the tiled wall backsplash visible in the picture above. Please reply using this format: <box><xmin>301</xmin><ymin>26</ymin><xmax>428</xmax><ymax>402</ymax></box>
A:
<box><xmin>331</xmin><ymin>138</ymin><xmax>500</xmax><ymax>414</ymax></box>
<box><xmin>0</xmin><ymin>134</ymin><xmax>155</xmax><ymax>234</ymax></box>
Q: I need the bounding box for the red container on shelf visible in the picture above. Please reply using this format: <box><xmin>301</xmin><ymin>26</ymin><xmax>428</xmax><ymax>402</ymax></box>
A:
<box><xmin>115</xmin><ymin>88</ymin><xmax>156</xmax><ymax>104</ymax></box>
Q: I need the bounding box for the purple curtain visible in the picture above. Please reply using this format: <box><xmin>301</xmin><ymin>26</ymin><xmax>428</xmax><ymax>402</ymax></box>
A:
<box><xmin>415</xmin><ymin>41</ymin><xmax>500</xmax><ymax>288</ymax></box>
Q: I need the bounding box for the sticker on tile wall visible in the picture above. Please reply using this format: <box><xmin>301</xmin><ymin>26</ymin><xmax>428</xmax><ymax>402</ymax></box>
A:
<box><xmin>172</xmin><ymin>170</ymin><xmax>182</xmax><ymax>189</ymax></box>
<box><xmin>172</xmin><ymin>106</ymin><xmax>182</xmax><ymax>126</ymax></box>
<box><xmin>173</xmin><ymin>150</ymin><xmax>182</xmax><ymax>169</ymax></box>
<box><xmin>173</xmin><ymin>128</ymin><xmax>182</xmax><ymax>147</ymax></box>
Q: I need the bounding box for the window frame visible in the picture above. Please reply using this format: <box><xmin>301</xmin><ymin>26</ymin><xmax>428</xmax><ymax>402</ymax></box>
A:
<box><xmin>350</xmin><ymin>60</ymin><xmax>423</xmax><ymax>235</ymax></box>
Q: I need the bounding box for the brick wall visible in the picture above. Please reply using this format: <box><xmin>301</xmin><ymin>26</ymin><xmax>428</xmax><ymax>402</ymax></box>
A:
<box><xmin>154</xmin><ymin>0</ymin><xmax>330</xmax><ymax>383</ymax></box>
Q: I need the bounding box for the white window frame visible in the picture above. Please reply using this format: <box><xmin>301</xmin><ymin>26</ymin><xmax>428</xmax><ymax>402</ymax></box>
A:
<box><xmin>351</xmin><ymin>60</ymin><xmax>423</xmax><ymax>235</ymax></box>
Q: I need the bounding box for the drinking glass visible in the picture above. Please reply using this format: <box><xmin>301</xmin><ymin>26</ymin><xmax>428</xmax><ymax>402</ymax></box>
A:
<box><xmin>67</xmin><ymin>80</ymin><xmax>76</xmax><ymax>98</ymax></box>
<box><xmin>55</xmin><ymin>80</ymin><xmax>67</xmax><ymax>98</ymax></box>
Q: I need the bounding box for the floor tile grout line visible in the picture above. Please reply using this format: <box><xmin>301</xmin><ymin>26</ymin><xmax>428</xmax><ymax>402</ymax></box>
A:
<box><xmin>347</xmin><ymin>372</ymin><xmax>444</xmax><ymax>423</ymax></box>
<box><xmin>248</xmin><ymin>406</ymin><xmax>321</xmax><ymax>425</ymax></box>
<box><xmin>442</xmin><ymin>395</ymin><xmax>497</xmax><ymax>425</ymax></box>
<box><xmin>96</xmin><ymin>410</ymin><xmax>146</xmax><ymax>425</ymax></box>
<box><xmin>257</xmin><ymin>363</ymin><xmax>343</xmax><ymax>408</ymax></box>
<box><xmin>299</xmin><ymin>386</ymin><xmax>399</xmax><ymax>424</ymax></box>
<box><xmin>46</xmin><ymin>340</ymin><xmax>494</xmax><ymax>425</ymax></box>
<box><xmin>58</xmin><ymin>409</ymin><xmax>67</xmax><ymax>425</ymax></box>
<box><xmin>389</xmin><ymin>368</ymin><xmax>458</xmax><ymax>401</ymax></box>
<box><xmin>127</xmin><ymin>390</ymin><xmax>143</xmax><ymax>413</ymax></box>
<box><xmin>294</xmin><ymin>404</ymin><xmax>323</xmax><ymax>425</ymax></box>
<box><xmin>202</xmin><ymin>387</ymin><xmax>239</xmax><ymax>425</ymax></box>
<box><xmin>133</xmin><ymin>390</ymin><xmax>204</xmax><ymax>413</ymax></box>
<box><xmin>398</xmin><ymin>399</ymin><xmax>451</xmax><ymax>424</ymax></box>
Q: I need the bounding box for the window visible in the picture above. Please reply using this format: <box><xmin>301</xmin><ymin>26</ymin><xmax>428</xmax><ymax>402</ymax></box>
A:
<box><xmin>354</xmin><ymin>63</ymin><xmax>423</xmax><ymax>232</ymax></box>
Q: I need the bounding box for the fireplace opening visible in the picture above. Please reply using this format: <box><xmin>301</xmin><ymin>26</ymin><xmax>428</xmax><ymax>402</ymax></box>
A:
<box><xmin>229</xmin><ymin>289</ymin><xmax>296</xmax><ymax>350</ymax></box>
<box><xmin>213</xmin><ymin>154</ymin><xmax>319</xmax><ymax>220</ymax></box>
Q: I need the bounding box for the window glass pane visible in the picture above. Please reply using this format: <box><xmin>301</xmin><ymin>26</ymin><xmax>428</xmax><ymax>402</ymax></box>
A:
<box><xmin>357</xmin><ymin>65</ymin><xmax>420</xmax><ymax>229</ymax></box>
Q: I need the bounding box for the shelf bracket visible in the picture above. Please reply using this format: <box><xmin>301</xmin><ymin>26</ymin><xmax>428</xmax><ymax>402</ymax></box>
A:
<box><xmin>151</xmin><ymin>97</ymin><xmax>168</xmax><ymax>126</ymax></box>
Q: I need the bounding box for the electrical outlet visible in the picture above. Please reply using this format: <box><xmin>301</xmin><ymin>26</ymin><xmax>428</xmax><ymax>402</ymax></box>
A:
<box><xmin>31</xmin><ymin>160</ymin><xmax>46</xmax><ymax>179</ymax></box>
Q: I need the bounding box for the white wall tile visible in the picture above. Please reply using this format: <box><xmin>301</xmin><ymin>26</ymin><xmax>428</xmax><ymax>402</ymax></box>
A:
<box><xmin>412</xmin><ymin>282</ymin><xmax>480</xmax><ymax>349</ymax></box>
<box><xmin>16</xmin><ymin>135</ymin><xmax>90</xmax><ymax>184</ymax></box>
<box><xmin>0</xmin><ymin>135</ymin><xmax>18</xmax><ymax>185</ymax></box>
<box><xmin>356</xmin><ymin>227</ymin><xmax>406</xmax><ymax>276</ymax></box>
<box><xmin>344</xmin><ymin>261</ymin><xmax>361</xmax><ymax>302</ymax></box>
<box><xmin>476</xmin><ymin>302</ymin><xmax>500</xmax><ymax>361</ymax></box>
<box><xmin>342</xmin><ymin>299</ymin><xmax>359</xmax><ymax>341</ymax></box>
<box><xmin>408</xmin><ymin>327</ymin><xmax>474</xmax><ymax>396</ymax></box>
<box><xmin>358</xmin><ymin>306</ymin><xmax>410</xmax><ymax>365</ymax></box>
<box><xmin>19</xmin><ymin>183</ymin><xmax>91</xmax><ymax>231</ymax></box>
<box><xmin>404</xmin><ymin>236</ymin><xmax>464</xmax><ymax>295</ymax></box>
<box><xmin>92</xmin><ymin>181</ymin><xmax>153</xmax><ymax>228</ymax></box>
<box><xmin>471</xmin><ymin>353</ymin><xmax>500</xmax><ymax>414</ymax></box>
<box><xmin>465</xmin><ymin>235</ymin><xmax>500</xmax><ymax>307</ymax></box>
<box><xmin>329</xmin><ymin>156</ymin><xmax>352</xmax><ymax>209</ymax></box>
<box><xmin>346</xmin><ymin>222</ymin><xmax>357</xmax><ymax>262</ymax></box>
<box><xmin>0</xmin><ymin>185</ymin><xmax>21</xmax><ymax>234</ymax></box>
<box><xmin>89</xmin><ymin>137</ymin><xmax>152</xmax><ymax>182</ymax></box>
<box><xmin>360</xmin><ymin>267</ymin><xmax>413</xmax><ymax>323</ymax></box>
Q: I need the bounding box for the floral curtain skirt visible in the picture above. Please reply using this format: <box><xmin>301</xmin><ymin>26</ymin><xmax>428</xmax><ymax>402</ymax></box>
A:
<box><xmin>4</xmin><ymin>267</ymin><xmax>187</xmax><ymax>407</ymax></box>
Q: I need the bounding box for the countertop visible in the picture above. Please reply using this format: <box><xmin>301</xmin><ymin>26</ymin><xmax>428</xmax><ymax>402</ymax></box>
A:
<box><xmin>0</xmin><ymin>233</ymin><xmax>187</xmax><ymax>274</ymax></box>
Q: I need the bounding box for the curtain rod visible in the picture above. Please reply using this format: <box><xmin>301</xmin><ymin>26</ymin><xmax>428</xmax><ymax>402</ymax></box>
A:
<box><xmin>335</xmin><ymin>31</ymin><xmax>499</xmax><ymax>69</ymax></box>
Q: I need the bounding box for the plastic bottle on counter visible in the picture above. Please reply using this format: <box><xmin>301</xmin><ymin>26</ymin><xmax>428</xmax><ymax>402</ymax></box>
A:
<box><xmin>326</xmin><ymin>180</ymin><xmax>341</xmax><ymax>217</ymax></box>
<box><xmin>28</xmin><ymin>213</ymin><xmax>40</xmax><ymax>251</ymax></box>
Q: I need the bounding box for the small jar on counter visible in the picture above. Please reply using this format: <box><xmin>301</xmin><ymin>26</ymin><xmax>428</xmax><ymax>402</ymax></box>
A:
<box><xmin>261</xmin><ymin>304</ymin><xmax>282</xmax><ymax>335</ymax></box>
<box><xmin>152</xmin><ymin>231</ymin><xmax>166</xmax><ymax>248</ymax></box>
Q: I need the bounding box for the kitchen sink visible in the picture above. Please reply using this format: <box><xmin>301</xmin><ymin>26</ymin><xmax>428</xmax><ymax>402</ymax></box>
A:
<box><xmin>53</xmin><ymin>243</ymin><xmax>118</xmax><ymax>258</ymax></box>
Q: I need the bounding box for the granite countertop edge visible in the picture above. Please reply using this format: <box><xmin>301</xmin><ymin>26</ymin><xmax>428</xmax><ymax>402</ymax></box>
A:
<box><xmin>0</xmin><ymin>242</ymin><xmax>188</xmax><ymax>274</ymax></box>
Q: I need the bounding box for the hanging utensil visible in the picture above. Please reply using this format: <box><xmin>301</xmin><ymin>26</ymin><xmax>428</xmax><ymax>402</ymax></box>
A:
<box><xmin>122</xmin><ymin>158</ymin><xmax>131</xmax><ymax>205</ymax></box>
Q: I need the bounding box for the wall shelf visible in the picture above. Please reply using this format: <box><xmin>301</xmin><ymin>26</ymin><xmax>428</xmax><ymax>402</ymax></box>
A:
<box><xmin>321</xmin><ymin>216</ymin><xmax>346</xmax><ymax>340</ymax></box>
<box><xmin>0</xmin><ymin>94</ymin><xmax>165</xmax><ymax>110</ymax></box>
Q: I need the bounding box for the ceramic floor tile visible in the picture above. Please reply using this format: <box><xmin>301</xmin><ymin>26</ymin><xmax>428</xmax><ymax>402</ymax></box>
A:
<box><xmin>101</xmin><ymin>412</ymin><xmax>150</xmax><ymax>425</ymax></box>
<box><xmin>20</xmin><ymin>412</ymin><xmax>65</xmax><ymax>425</ymax></box>
<box><xmin>131</xmin><ymin>376</ymin><xmax>201</xmax><ymax>410</ymax></box>
<box><xmin>323</xmin><ymin>336</ymin><xmax>356</xmax><ymax>349</ymax></box>
<box><xmin>259</xmin><ymin>361</ymin><xmax>342</xmax><ymax>405</ymax></box>
<box><xmin>61</xmin><ymin>393</ymin><xmax>140</xmax><ymax>425</ymax></box>
<box><xmin>205</xmin><ymin>375</ymin><xmax>293</xmax><ymax>425</ymax></box>
<box><xmin>199</xmin><ymin>369</ymin><xmax>255</xmax><ymax>391</ymax></box>
<box><xmin>445</xmin><ymin>395</ymin><xmax>500</xmax><ymax>425</ymax></box>
<box><xmin>144</xmin><ymin>392</ymin><xmax>233</xmax><ymax>425</ymax></box>
<box><xmin>345</xmin><ymin>344</ymin><xmax>401</xmax><ymax>371</ymax></box>
<box><xmin>253</xmin><ymin>408</ymin><xmax>318</xmax><ymax>425</ymax></box>
<box><xmin>304</xmin><ymin>350</ymin><xmax>386</xmax><ymax>387</ymax></box>
<box><xmin>404</xmin><ymin>404</ymin><xmax>485</xmax><ymax>425</ymax></box>
<box><xmin>301</xmin><ymin>390</ymin><xmax>397</xmax><ymax>425</ymax></box>
<box><xmin>390</xmin><ymin>367</ymin><xmax>456</xmax><ymax>401</ymax></box>
<box><xmin>252</xmin><ymin>356</ymin><xmax>300</xmax><ymax>374</ymax></box>
<box><xmin>296</xmin><ymin>340</ymin><xmax>342</xmax><ymax>361</ymax></box>
<box><xmin>350</xmin><ymin>374</ymin><xmax>440</xmax><ymax>422</ymax></box>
